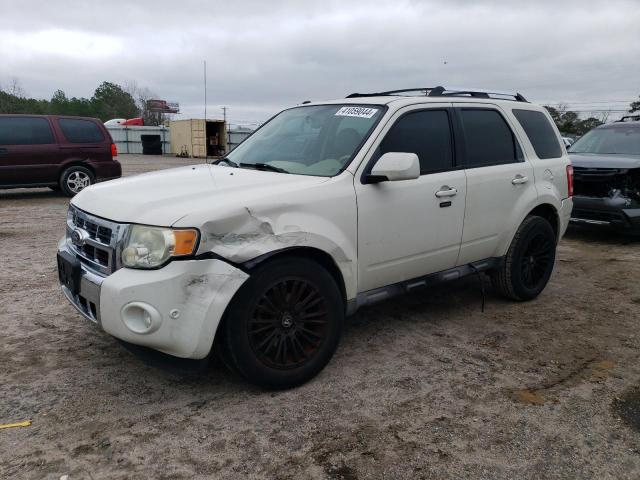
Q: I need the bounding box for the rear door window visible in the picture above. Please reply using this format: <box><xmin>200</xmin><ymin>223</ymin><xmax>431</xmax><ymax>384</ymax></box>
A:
<box><xmin>0</xmin><ymin>117</ymin><xmax>55</xmax><ymax>145</ymax></box>
<box><xmin>512</xmin><ymin>109</ymin><xmax>563</xmax><ymax>159</ymax></box>
<box><xmin>58</xmin><ymin>118</ymin><xmax>105</xmax><ymax>143</ymax></box>
<box><xmin>459</xmin><ymin>109</ymin><xmax>520</xmax><ymax>167</ymax></box>
<box><xmin>380</xmin><ymin>110</ymin><xmax>454</xmax><ymax>174</ymax></box>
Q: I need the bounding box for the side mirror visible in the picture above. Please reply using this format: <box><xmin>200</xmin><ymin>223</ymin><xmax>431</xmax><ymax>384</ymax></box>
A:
<box><xmin>366</xmin><ymin>152</ymin><xmax>420</xmax><ymax>183</ymax></box>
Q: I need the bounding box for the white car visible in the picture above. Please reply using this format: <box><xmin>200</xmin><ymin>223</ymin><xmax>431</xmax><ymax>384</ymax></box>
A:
<box><xmin>57</xmin><ymin>87</ymin><xmax>573</xmax><ymax>388</ymax></box>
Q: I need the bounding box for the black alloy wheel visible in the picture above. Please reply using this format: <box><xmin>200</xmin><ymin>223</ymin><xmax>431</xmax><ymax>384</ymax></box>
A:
<box><xmin>248</xmin><ymin>277</ymin><xmax>329</xmax><ymax>369</ymax></box>
<box><xmin>219</xmin><ymin>256</ymin><xmax>344</xmax><ymax>389</ymax></box>
<box><xmin>519</xmin><ymin>231</ymin><xmax>555</xmax><ymax>289</ymax></box>
<box><xmin>491</xmin><ymin>215</ymin><xmax>557</xmax><ymax>301</ymax></box>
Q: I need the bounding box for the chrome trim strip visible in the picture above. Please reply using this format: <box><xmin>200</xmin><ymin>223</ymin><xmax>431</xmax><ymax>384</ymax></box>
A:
<box><xmin>570</xmin><ymin>217</ymin><xmax>611</xmax><ymax>225</ymax></box>
<box><xmin>58</xmin><ymin>254</ymin><xmax>104</xmax><ymax>326</ymax></box>
<box><xmin>61</xmin><ymin>285</ymin><xmax>99</xmax><ymax>325</ymax></box>
<box><xmin>67</xmin><ymin>204</ymin><xmax>129</xmax><ymax>275</ymax></box>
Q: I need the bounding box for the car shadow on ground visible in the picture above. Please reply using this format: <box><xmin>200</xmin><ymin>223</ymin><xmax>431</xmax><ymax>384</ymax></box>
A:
<box><xmin>564</xmin><ymin>224</ymin><xmax>639</xmax><ymax>245</ymax></box>
<box><xmin>0</xmin><ymin>188</ymin><xmax>65</xmax><ymax>201</ymax></box>
<box><xmin>114</xmin><ymin>274</ymin><xmax>492</xmax><ymax>390</ymax></box>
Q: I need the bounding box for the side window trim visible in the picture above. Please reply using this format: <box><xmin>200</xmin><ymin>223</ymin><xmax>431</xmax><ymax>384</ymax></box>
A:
<box><xmin>453</xmin><ymin>106</ymin><xmax>525</xmax><ymax>169</ymax></box>
<box><xmin>360</xmin><ymin>106</ymin><xmax>457</xmax><ymax>182</ymax></box>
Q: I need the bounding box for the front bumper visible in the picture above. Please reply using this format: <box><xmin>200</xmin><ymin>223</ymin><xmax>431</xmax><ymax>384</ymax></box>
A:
<box><xmin>571</xmin><ymin>195</ymin><xmax>640</xmax><ymax>232</ymax></box>
<box><xmin>58</xmin><ymin>240</ymin><xmax>249</xmax><ymax>359</ymax></box>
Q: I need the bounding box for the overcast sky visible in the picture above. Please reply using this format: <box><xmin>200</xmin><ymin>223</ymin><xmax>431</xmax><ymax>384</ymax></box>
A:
<box><xmin>1</xmin><ymin>0</ymin><xmax>639</xmax><ymax>125</ymax></box>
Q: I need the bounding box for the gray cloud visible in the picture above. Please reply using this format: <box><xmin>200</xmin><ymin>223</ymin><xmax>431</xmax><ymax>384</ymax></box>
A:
<box><xmin>1</xmin><ymin>0</ymin><xmax>639</xmax><ymax>125</ymax></box>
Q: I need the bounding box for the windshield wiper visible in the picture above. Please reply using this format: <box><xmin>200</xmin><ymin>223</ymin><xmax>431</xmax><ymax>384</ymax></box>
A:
<box><xmin>215</xmin><ymin>157</ymin><xmax>238</xmax><ymax>167</ymax></box>
<box><xmin>240</xmin><ymin>162</ymin><xmax>289</xmax><ymax>174</ymax></box>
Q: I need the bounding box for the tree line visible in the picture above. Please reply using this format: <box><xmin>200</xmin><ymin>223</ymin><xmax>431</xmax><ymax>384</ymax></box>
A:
<box><xmin>1</xmin><ymin>78</ymin><xmax>639</xmax><ymax>135</ymax></box>
<box><xmin>544</xmin><ymin>95</ymin><xmax>640</xmax><ymax>136</ymax></box>
<box><xmin>543</xmin><ymin>106</ymin><xmax>603</xmax><ymax>136</ymax></box>
<box><xmin>0</xmin><ymin>80</ymin><xmax>162</xmax><ymax>125</ymax></box>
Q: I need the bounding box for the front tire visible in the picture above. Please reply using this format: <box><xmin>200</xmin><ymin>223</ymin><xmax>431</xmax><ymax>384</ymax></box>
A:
<box><xmin>491</xmin><ymin>216</ymin><xmax>557</xmax><ymax>301</ymax></box>
<box><xmin>220</xmin><ymin>257</ymin><xmax>344</xmax><ymax>389</ymax></box>
<box><xmin>60</xmin><ymin>166</ymin><xmax>95</xmax><ymax>197</ymax></box>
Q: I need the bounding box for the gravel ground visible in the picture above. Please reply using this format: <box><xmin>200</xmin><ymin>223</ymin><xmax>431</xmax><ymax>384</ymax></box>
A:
<box><xmin>1</xmin><ymin>154</ymin><xmax>640</xmax><ymax>479</ymax></box>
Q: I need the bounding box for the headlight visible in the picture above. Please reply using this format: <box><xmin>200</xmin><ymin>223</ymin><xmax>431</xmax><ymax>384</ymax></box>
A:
<box><xmin>122</xmin><ymin>225</ymin><xmax>199</xmax><ymax>268</ymax></box>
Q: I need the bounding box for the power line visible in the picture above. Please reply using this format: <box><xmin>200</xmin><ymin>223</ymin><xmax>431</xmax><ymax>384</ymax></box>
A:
<box><xmin>543</xmin><ymin>100</ymin><xmax>635</xmax><ymax>105</ymax></box>
<box><xmin>553</xmin><ymin>109</ymin><xmax>629</xmax><ymax>113</ymax></box>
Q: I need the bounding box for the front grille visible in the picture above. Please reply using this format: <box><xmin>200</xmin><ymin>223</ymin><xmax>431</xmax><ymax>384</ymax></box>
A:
<box><xmin>80</xmin><ymin>244</ymin><xmax>110</xmax><ymax>267</ymax></box>
<box><xmin>67</xmin><ymin>205</ymin><xmax>126</xmax><ymax>276</ymax></box>
<box><xmin>572</xmin><ymin>166</ymin><xmax>630</xmax><ymax>198</ymax></box>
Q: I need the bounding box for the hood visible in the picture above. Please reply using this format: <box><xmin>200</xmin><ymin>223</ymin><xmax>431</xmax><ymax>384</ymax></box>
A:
<box><xmin>72</xmin><ymin>164</ymin><xmax>330</xmax><ymax>226</ymax></box>
<box><xmin>569</xmin><ymin>153</ymin><xmax>640</xmax><ymax>169</ymax></box>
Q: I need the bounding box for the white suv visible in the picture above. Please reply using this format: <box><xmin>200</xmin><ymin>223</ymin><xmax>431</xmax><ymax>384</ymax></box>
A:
<box><xmin>57</xmin><ymin>87</ymin><xmax>573</xmax><ymax>388</ymax></box>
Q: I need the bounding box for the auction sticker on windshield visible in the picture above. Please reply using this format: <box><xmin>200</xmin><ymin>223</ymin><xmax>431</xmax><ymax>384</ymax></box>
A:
<box><xmin>335</xmin><ymin>106</ymin><xmax>379</xmax><ymax>118</ymax></box>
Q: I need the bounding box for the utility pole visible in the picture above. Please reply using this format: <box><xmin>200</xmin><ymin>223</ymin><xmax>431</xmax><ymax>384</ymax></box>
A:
<box><xmin>203</xmin><ymin>60</ymin><xmax>207</xmax><ymax>121</ymax></box>
<box><xmin>204</xmin><ymin>60</ymin><xmax>207</xmax><ymax>161</ymax></box>
<box><xmin>221</xmin><ymin>107</ymin><xmax>228</xmax><ymax>155</ymax></box>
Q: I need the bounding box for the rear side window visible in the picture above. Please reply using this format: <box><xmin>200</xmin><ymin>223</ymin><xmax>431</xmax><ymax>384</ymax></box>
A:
<box><xmin>0</xmin><ymin>117</ymin><xmax>54</xmax><ymax>145</ymax></box>
<box><xmin>513</xmin><ymin>109</ymin><xmax>562</xmax><ymax>159</ymax></box>
<box><xmin>58</xmin><ymin>118</ymin><xmax>105</xmax><ymax>143</ymax></box>
<box><xmin>380</xmin><ymin>110</ymin><xmax>453</xmax><ymax>174</ymax></box>
<box><xmin>459</xmin><ymin>109</ymin><xmax>519</xmax><ymax>167</ymax></box>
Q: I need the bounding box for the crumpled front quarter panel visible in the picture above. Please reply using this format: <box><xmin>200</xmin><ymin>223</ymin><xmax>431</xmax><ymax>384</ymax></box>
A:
<box><xmin>175</xmin><ymin>172</ymin><xmax>359</xmax><ymax>299</ymax></box>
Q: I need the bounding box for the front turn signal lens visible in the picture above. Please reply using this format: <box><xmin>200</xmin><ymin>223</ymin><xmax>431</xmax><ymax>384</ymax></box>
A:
<box><xmin>173</xmin><ymin>229</ymin><xmax>199</xmax><ymax>255</ymax></box>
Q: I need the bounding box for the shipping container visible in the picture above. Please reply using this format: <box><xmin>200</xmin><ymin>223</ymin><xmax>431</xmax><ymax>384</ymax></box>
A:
<box><xmin>227</xmin><ymin>126</ymin><xmax>254</xmax><ymax>152</ymax></box>
<box><xmin>170</xmin><ymin>119</ymin><xmax>227</xmax><ymax>158</ymax></box>
<box><xmin>105</xmin><ymin>125</ymin><xmax>170</xmax><ymax>154</ymax></box>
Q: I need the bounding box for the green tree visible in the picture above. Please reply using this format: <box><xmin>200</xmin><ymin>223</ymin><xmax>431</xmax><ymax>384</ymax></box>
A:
<box><xmin>544</xmin><ymin>105</ymin><xmax>602</xmax><ymax>135</ymax></box>
<box><xmin>629</xmin><ymin>95</ymin><xmax>640</xmax><ymax>113</ymax></box>
<box><xmin>91</xmin><ymin>81</ymin><xmax>139</xmax><ymax>121</ymax></box>
<box><xmin>575</xmin><ymin>117</ymin><xmax>603</xmax><ymax>135</ymax></box>
<box><xmin>50</xmin><ymin>89</ymin><xmax>69</xmax><ymax>115</ymax></box>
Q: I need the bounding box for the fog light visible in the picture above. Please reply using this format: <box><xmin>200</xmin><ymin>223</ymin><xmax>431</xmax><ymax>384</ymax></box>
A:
<box><xmin>121</xmin><ymin>302</ymin><xmax>161</xmax><ymax>334</ymax></box>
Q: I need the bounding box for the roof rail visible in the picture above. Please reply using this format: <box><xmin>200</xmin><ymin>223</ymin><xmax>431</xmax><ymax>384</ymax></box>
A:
<box><xmin>346</xmin><ymin>85</ymin><xmax>528</xmax><ymax>102</ymax></box>
<box><xmin>617</xmin><ymin>115</ymin><xmax>640</xmax><ymax>122</ymax></box>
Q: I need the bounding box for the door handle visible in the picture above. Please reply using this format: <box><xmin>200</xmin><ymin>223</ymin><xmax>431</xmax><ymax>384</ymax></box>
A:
<box><xmin>512</xmin><ymin>174</ymin><xmax>528</xmax><ymax>185</ymax></box>
<box><xmin>435</xmin><ymin>186</ymin><xmax>457</xmax><ymax>198</ymax></box>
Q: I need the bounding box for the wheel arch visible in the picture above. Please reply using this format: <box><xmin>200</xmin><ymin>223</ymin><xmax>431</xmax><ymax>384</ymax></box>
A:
<box><xmin>58</xmin><ymin>160</ymin><xmax>96</xmax><ymax>180</ymax></box>
<box><xmin>526</xmin><ymin>203</ymin><xmax>560</xmax><ymax>241</ymax></box>
<box><xmin>212</xmin><ymin>246</ymin><xmax>348</xmax><ymax>361</ymax></box>
<box><xmin>494</xmin><ymin>201</ymin><xmax>561</xmax><ymax>258</ymax></box>
<box><xmin>241</xmin><ymin>246</ymin><xmax>348</xmax><ymax>309</ymax></box>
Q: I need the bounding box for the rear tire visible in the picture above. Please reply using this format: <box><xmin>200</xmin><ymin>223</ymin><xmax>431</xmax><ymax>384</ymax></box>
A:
<box><xmin>220</xmin><ymin>257</ymin><xmax>344</xmax><ymax>389</ymax></box>
<box><xmin>491</xmin><ymin>216</ymin><xmax>557</xmax><ymax>301</ymax></box>
<box><xmin>60</xmin><ymin>166</ymin><xmax>95</xmax><ymax>197</ymax></box>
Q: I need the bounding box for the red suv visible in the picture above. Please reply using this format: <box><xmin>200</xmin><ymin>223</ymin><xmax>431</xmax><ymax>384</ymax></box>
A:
<box><xmin>0</xmin><ymin>115</ymin><xmax>121</xmax><ymax>196</ymax></box>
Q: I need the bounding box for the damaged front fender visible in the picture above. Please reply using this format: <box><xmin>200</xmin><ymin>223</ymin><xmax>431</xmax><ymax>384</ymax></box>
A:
<box><xmin>185</xmin><ymin>203</ymin><xmax>358</xmax><ymax>299</ymax></box>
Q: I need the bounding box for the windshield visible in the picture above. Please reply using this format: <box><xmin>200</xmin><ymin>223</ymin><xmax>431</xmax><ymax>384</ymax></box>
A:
<box><xmin>223</xmin><ymin>104</ymin><xmax>384</xmax><ymax>176</ymax></box>
<box><xmin>569</xmin><ymin>126</ymin><xmax>640</xmax><ymax>155</ymax></box>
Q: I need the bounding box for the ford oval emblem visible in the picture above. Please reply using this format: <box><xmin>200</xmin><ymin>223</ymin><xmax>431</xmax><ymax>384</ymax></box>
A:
<box><xmin>71</xmin><ymin>228</ymin><xmax>88</xmax><ymax>247</ymax></box>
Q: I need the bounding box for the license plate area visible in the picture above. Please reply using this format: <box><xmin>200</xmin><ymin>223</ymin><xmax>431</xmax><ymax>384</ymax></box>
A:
<box><xmin>57</xmin><ymin>251</ymin><xmax>81</xmax><ymax>295</ymax></box>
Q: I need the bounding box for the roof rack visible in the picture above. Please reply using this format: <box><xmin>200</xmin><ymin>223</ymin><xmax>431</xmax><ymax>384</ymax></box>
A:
<box><xmin>346</xmin><ymin>85</ymin><xmax>528</xmax><ymax>102</ymax></box>
<box><xmin>617</xmin><ymin>115</ymin><xmax>640</xmax><ymax>122</ymax></box>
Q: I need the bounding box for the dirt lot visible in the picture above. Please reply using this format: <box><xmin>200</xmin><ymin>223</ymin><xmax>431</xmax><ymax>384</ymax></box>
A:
<box><xmin>1</xmin><ymin>154</ymin><xmax>640</xmax><ymax>479</ymax></box>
